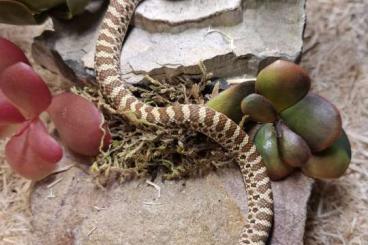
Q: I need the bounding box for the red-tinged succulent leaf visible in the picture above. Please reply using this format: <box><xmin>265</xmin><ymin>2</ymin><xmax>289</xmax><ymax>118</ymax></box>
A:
<box><xmin>48</xmin><ymin>92</ymin><xmax>112</xmax><ymax>156</ymax></box>
<box><xmin>0</xmin><ymin>37</ymin><xmax>30</xmax><ymax>74</ymax></box>
<box><xmin>256</xmin><ymin>60</ymin><xmax>311</xmax><ymax>112</ymax></box>
<box><xmin>280</xmin><ymin>92</ymin><xmax>342</xmax><ymax>152</ymax></box>
<box><xmin>0</xmin><ymin>62</ymin><xmax>52</xmax><ymax>118</ymax></box>
<box><xmin>5</xmin><ymin>119</ymin><xmax>63</xmax><ymax>180</ymax></box>
<box><xmin>0</xmin><ymin>90</ymin><xmax>25</xmax><ymax>125</ymax></box>
<box><xmin>302</xmin><ymin>130</ymin><xmax>351</xmax><ymax>179</ymax></box>
<box><xmin>276</xmin><ymin>122</ymin><xmax>311</xmax><ymax>167</ymax></box>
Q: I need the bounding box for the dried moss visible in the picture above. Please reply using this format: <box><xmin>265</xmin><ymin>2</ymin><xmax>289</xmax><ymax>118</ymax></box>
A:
<box><xmin>72</xmin><ymin>68</ymin><xmax>234</xmax><ymax>185</ymax></box>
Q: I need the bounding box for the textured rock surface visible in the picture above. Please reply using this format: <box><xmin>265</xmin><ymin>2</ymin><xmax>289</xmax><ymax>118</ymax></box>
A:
<box><xmin>135</xmin><ymin>0</ymin><xmax>244</xmax><ymax>33</ymax></box>
<box><xmin>31</xmin><ymin>152</ymin><xmax>313</xmax><ymax>245</ymax></box>
<box><xmin>32</xmin><ymin>0</ymin><xmax>306</xmax><ymax>84</ymax></box>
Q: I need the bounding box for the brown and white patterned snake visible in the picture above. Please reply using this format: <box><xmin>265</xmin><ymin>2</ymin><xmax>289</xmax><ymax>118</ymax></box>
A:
<box><xmin>95</xmin><ymin>0</ymin><xmax>273</xmax><ymax>244</ymax></box>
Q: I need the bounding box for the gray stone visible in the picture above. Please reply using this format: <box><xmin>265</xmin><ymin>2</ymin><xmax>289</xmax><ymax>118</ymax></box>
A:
<box><xmin>134</xmin><ymin>0</ymin><xmax>243</xmax><ymax>33</ymax></box>
<box><xmin>30</xmin><ymin>151</ymin><xmax>313</xmax><ymax>245</ymax></box>
<box><xmin>32</xmin><ymin>0</ymin><xmax>306</xmax><ymax>84</ymax></box>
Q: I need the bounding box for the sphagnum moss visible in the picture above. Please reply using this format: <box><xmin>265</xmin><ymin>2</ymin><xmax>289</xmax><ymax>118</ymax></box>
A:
<box><xmin>72</xmin><ymin>71</ymin><xmax>234</xmax><ymax>185</ymax></box>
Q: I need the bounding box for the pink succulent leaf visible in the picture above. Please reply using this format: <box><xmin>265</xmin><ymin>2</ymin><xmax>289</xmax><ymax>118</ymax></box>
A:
<box><xmin>0</xmin><ymin>90</ymin><xmax>25</xmax><ymax>125</ymax></box>
<box><xmin>47</xmin><ymin>92</ymin><xmax>112</xmax><ymax>156</ymax></box>
<box><xmin>5</xmin><ymin>119</ymin><xmax>63</xmax><ymax>180</ymax></box>
<box><xmin>0</xmin><ymin>62</ymin><xmax>52</xmax><ymax>119</ymax></box>
<box><xmin>0</xmin><ymin>37</ymin><xmax>30</xmax><ymax>74</ymax></box>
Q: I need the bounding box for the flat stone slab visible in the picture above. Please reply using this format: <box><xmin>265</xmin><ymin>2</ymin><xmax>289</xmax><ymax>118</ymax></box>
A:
<box><xmin>30</xmin><ymin>151</ymin><xmax>313</xmax><ymax>245</ymax></box>
<box><xmin>32</xmin><ymin>0</ymin><xmax>306</xmax><ymax>84</ymax></box>
<box><xmin>135</xmin><ymin>0</ymin><xmax>243</xmax><ymax>33</ymax></box>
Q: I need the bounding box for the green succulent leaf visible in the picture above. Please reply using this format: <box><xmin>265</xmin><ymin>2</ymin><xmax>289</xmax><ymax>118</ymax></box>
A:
<box><xmin>256</xmin><ymin>60</ymin><xmax>311</xmax><ymax>112</ymax></box>
<box><xmin>51</xmin><ymin>0</ymin><xmax>90</xmax><ymax>19</ymax></box>
<box><xmin>276</xmin><ymin>121</ymin><xmax>311</xmax><ymax>167</ymax></box>
<box><xmin>241</xmin><ymin>94</ymin><xmax>277</xmax><ymax>123</ymax></box>
<box><xmin>302</xmin><ymin>130</ymin><xmax>351</xmax><ymax>179</ymax></box>
<box><xmin>254</xmin><ymin>123</ymin><xmax>294</xmax><ymax>181</ymax></box>
<box><xmin>0</xmin><ymin>0</ymin><xmax>47</xmax><ymax>25</ymax></box>
<box><xmin>207</xmin><ymin>81</ymin><xmax>255</xmax><ymax>123</ymax></box>
<box><xmin>280</xmin><ymin>92</ymin><xmax>342</xmax><ymax>152</ymax></box>
<box><xmin>17</xmin><ymin>0</ymin><xmax>65</xmax><ymax>11</ymax></box>
<box><xmin>0</xmin><ymin>0</ymin><xmax>90</xmax><ymax>25</ymax></box>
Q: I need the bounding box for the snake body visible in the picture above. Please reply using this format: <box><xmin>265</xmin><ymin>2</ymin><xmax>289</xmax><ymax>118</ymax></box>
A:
<box><xmin>95</xmin><ymin>0</ymin><xmax>273</xmax><ymax>244</ymax></box>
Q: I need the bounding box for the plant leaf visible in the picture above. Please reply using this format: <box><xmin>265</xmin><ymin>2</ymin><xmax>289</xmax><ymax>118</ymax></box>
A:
<box><xmin>0</xmin><ymin>62</ymin><xmax>52</xmax><ymax>119</ymax></box>
<box><xmin>0</xmin><ymin>0</ymin><xmax>47</xmax><ymax>25</ymax></box>
<box><xmin>17</xmin><ymin>0</ymin><xmax>65</xmax><ymax>11</ymax></box>
<box><xmin>5</xmin><ymin>119</ymin><xmax>63</xmax><ymax>180</ymax></box>
<box><xmin>0</xmin><ymin>37</ymin><xmax>30</xmax><ymax>74</ymax></box>
<box><xmin>0</xmin><ymin>90</ymin><xmax>25</xmax><ymax>125</ymax></box>
<box><xmin>48</xmin><ymin>92</ymin><xmax>111</xmax><ymax>156</ymax></box>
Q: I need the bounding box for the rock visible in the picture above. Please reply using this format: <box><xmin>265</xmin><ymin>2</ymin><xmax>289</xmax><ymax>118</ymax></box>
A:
<box><xmin>32</xmin><ymin>0</ymin><xmax>306</xmax><ymax>85</ymax></box>
<box><xmin>135</xmin><ymin>0</ymin><xmax>244</xmax><ymax>33</ymax></box>
<box><xmin>30</xmin><ymin>150</ymin><xmax>313</xmax><ymax>245</ymax></box>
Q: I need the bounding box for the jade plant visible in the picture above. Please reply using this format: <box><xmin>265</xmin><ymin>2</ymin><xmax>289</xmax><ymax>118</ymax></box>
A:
<box><xmin>207</xmin><ymin>60</ymin><xmax>351</xmax><ymax>181</ymax></box>
<box><xmin>0</xmin><ymin>37</ymin><xmax>111</xmax><ymax>180</ymax></box>
<box><xmin>0</xmin><ymin>0</ymin><xmax>90</xmax><ymax>25</ymax></box>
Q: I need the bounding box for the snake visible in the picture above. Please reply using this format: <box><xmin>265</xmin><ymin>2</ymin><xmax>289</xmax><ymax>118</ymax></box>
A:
<box><xmin>95</xmin><ymin>0</ymin><xmax>273</xmax><ymax>244</ymax></box>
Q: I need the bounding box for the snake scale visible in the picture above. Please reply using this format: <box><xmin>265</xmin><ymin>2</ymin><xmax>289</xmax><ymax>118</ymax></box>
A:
<box><xmin>95</xmin><ymin>0</ymin><xmax>273</xmax><ymax>244</ymax></box>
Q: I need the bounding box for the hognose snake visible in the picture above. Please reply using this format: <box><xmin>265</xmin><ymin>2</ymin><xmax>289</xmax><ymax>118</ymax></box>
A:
<box><xmin>95</xmin><ymin>0</ymin><xmax>273</xmax><ymax>244</ymax></box>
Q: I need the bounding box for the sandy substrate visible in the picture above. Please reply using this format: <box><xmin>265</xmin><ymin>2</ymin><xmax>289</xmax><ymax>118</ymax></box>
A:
<box><xmin>0</xmin><ymin>0</ymin><xmax>367</xmax><ymax>244</ymax></box>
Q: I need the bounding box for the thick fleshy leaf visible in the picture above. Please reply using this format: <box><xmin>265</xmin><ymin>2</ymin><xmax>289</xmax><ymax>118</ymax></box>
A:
<box><xmin>241</xmin><ymin>94</ymin><xmax>277</xmax><ymax>123</ymax></box>
<box><xmin>5</xmin><ymin>119</ymin><xmax>63</xmax><ymax>180</ymax></box>
<box><xmin>0</xmin><ymin>62</ymin><xmax>52</xmax><ymax>118</ymax></box>
<box><xmin>207</xmin><ymin>81</ymin><xmax>255</xmax><ymax>123</ymax></box>
<box><xmin>280</xmin><ymin>93</ymin><xmax>342</xmax><ymax>152</ymax></box>
<box><xmin>254</xmin><ymin>123</ymin><xmax>294</xmax><ymax>180</ymax></box>
<box><xmin>0</xmin><ymin>90</ymin><xmax>25</xmax><ymax>138</ymax></box>
<box><xmin>302</xmin><ymin>130</ymin><xmax>351</xmax><ymax>179</ymax></box>
<box><xmin>47</xmin><ymin>92</ymin><xmax>111</xmax><ymax>156</ymax></box>
<box><xmin>17</xmin><ymin>0</ymin><xmax>65</xmax><ymax>11</ymax></box>
<box><xmin>52</xmin><ymin>0</ymin><xmax>90</xmax><ymax>19</ymax></box>
<box><xmin>0</xmin><ymin>0</ymin><xmax>90</xmax><ymax>25</ymax></box>
<box><xmin>276</xmin><ymin>122</ymin><xmax>311</xmax><ymax>167</ymax></box>
<box><xmin>0</xmin><ymin>37</ymin><xmax>30</xmax><ymax>74</ymax></box>
<box><xmin>256</xmin><ymin>60</ymin><xmax>311</xmax><ymax>112</ymax></box>
<box><xmin>0</xmin><ymin>90</ymin><xmax>25</xmax><ymax>125</ymax></box>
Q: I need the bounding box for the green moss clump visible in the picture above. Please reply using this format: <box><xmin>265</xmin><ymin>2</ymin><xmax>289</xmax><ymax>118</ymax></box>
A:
<box><xmin>73</xmin><ymin>69</ymin><xmax>237</xmax><ymax>185</ymax></box>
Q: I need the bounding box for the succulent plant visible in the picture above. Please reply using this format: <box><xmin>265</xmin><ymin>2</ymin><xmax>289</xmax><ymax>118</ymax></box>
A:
<box><xmin>0</xmin><ymin>37</ymin><xmax>110</xmax><ymax>180</ymax></box>
<box><xmin>254</xmin><ymin>123</ymin><xmax>294</xmax><ymax>180</ymax></box>
<box><xmin>207</xmin><ymin>59</ymin><xmax>351</xmax><ymax>181</ymax></box>
<box><xmin>207</xmin><ymin>81</ymin><xmax>255</xmax><ymax>123</ymax></box>
<box><xmin>302</xmin><ymin>130</ymin><xmax>351</xmax><ymax>179</ymax></box>
<box><xmin>5</xmin><ymin>119</ymin><xmax>63</xmax><ymax>180</ymax></box>
<box><xmin>256</xmin><ymin>60</ymin><xmax>311</xmax><ymax>112</ymax></box>
<box><xmin>241</xmin><ymin>94</ymin><xmax>277</xmax><ymax>123</ymax></box>
<box><xmin>48</xmin><ymin>92</ymin><xmax>111</xmax><ymax>156</ymax></box>
<box><xmin>280</xmin><ymin>92</ymin><xmax>342</xmax><ymax>152</ymax></box>
<box><xmin>0</xmin><ymin>62</ymin><xmax>52</xmax><ymax>118</ymax></box>
<box><xmin>276</xmin><ymin>121</ymin><xmax>311</xmax><ymax>167</ymax></box>
<box><xmin>0</xmin><ymin>0</ymin><xmax>90</xmax><ymax>25</ymax></box>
